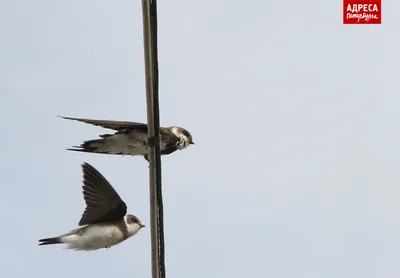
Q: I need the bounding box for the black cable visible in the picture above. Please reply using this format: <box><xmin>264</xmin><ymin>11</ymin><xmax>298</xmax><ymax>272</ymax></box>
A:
<box><xmin>149</xmin><ymin>1</ymin><xmax>166</xmax><ymax>277</ymax></box>
<box><xmin>142</xmin><ymin>0</ymin><xmax>165</xmax><ymax>276</ymax></box>
<box><xmin>148</xmin><ymin>1</ymin><xmax>166</xmax><ymax>277</ymax></box>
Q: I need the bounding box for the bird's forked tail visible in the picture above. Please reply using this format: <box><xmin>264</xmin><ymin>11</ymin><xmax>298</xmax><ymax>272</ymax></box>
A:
<box><xmin>38</xmin><ymin>237</ymin><xmax>62</xmax><ymax>246</ymax></box>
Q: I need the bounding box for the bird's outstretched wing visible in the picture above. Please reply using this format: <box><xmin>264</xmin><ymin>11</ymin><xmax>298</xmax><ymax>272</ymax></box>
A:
<box><xmin>79</xmin><ymin>162</ymin><xmax>127</xmax><ymax>226</ymax></box>
<box><xmin>59</xmin><ymin>116</ymin><xmax>148</xmax><ymax>131</ymax></box>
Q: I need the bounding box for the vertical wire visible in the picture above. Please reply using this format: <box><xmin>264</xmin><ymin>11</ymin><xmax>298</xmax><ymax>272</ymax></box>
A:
<box><xmin>142</xmin><ymin>1</ymin><xmax>165</xmax><ymax>277</ymax></box>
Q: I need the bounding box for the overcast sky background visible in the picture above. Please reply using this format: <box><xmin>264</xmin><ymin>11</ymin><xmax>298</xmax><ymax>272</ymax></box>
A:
<box><xmin>1</xmin><ymin>1</ymin><xmax>399</xmax><ymax>277</ymax></box>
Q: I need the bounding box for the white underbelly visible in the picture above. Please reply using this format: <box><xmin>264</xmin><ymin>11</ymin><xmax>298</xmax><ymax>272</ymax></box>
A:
<box><xmin>106</xmin><ymin>133</ymin><xmax>148</xmax><ymax>155</ymax></box>
<box><xmin>62</xmin><ymin>225</ymin><xmax>125</xmax><ymax>251</ymax></box>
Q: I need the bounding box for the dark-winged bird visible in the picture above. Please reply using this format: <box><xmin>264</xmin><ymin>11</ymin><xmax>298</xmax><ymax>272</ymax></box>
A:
<box><xmin>59</xmin><ymin>116</ymin><xmax>194</xmax><ymax>160</ymax></box>
<box><xmin>38</xmin><ymin>163</ymin><xmax>145</xmax><ymax>251</ymax></box>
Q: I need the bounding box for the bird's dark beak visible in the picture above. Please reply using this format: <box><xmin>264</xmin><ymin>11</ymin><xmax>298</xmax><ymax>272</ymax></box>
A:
<box><xmin>141</xmin><ymin>224</ymin><xmax>146</xmax><ymax>228</ymax></box>
<box><xmin>190</xmin><ymin>141</ymin><xmax>195</xmax><ymax>145</ymax></box>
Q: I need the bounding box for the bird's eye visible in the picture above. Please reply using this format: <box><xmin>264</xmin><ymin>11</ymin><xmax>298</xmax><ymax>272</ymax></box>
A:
<box><xmin>131</xmin><ymin>217</ymin><xmax>137</xmax><ymax>223</ymax></box>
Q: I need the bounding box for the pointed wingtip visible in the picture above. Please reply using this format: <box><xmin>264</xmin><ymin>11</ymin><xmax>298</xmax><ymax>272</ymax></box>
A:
<box><xmin>58</xmin><ymin>115</ymin><xmax>78</xmax><ymax>121</ymax></box>
<box><xmin>58</xmin><ymin>115</ymin><xmax>83</xmax><ymax>122</ymax></box>
<box><xmin>81</xmin><ymin>162</ymin><xmax>101</xmax><ymax>180</ymax></box>
<box><xmin>81</xmin><ymin>162</ymin><xmax>92</xmax><ymax>169</ymax></box>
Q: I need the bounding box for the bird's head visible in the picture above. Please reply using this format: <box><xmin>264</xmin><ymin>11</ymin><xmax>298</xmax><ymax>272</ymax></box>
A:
<box><xmin>124</xmin><ymin>214</ymin><xmax>145</xmax><ymax>237</ymax></box>
<box><xmin>171</xmin><ymin>127</ymin><xmax>194</xmax><ymax>149</ymax></box>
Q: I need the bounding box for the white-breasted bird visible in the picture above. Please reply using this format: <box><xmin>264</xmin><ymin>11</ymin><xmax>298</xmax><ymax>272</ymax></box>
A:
<box><xmin>38</xmin><ymin>162</ymin><xmax>145</xmax><ymax>251</ymax></box>
<box><xmin>59</xmin><ymin>116</ymin><xmax>194</xmax><ymax>161</ymax></box>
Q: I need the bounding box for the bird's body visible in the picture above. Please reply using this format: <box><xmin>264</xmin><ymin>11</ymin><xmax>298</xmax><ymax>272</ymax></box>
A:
<box><xmin>88</xmin><ymin>131</ymin><xmax>149</xmax><ymax>156</ymax></box>
<box><xmin>39</xmin><ymin>216</ymin><xmax>142</xmax><ymax>251</ymax></box>
<box><xmin>39</xmin><ymin>163</ymin><xmax>145</xmax><ymax>251</ymax></box>
<box><xmin>59</xmin><ymin>116</ymin><xmax>194</xmax><ymax>159</ymax></box>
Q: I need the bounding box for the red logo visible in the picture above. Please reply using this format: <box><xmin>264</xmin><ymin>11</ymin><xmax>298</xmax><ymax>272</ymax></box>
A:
<box><xmin>343</xmin><ymin>0</ymin><xmax>381</xmax><ymax>24</ymax></box>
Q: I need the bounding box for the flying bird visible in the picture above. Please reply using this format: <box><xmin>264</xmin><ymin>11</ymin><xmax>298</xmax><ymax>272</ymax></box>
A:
<box><xmin>59</xmin><ymin>116</ymin><xmax>194</xmax><ymax>160</ymax></box>
<box><xmin>38</xmin><ymin>162</ymin><xmax>145</xmax><ymax>251</ymax></box>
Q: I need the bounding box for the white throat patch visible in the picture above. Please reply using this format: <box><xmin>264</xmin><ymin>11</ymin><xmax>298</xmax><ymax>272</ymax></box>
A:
<box><xmin>124</xmin><ymin>216</ymin><xmax>142</xmax><ymax>237</ymax></box>
<box><xmin>171</xmin><ymin>127</ymin><xmax>190</xmax><ymax>150</ymax></box>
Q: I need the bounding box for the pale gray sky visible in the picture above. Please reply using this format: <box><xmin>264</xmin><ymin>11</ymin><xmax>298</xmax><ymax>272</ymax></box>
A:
<box><xmin>1</xmin><ymin>1</ymin><xmax>400</xmax><ymax>277</ymax></box>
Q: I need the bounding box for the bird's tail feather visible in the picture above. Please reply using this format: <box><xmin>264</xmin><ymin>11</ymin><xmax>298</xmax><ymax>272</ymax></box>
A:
<box><xmin>38</xmin><ymin>237</ymin><xmax>62</xmax><ymax>246</ymax></box>
<box><xmin>67</xmin><ymin>139</ymin><xmax>105</xmax><ymax>153</ymax></box>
